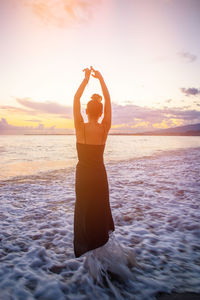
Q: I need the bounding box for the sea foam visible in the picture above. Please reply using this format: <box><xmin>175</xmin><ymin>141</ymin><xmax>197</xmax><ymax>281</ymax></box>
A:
<box><xmin>0</xmin><ymin>146</ymin><xmax>200</xmax><ymax>299</ymax></box>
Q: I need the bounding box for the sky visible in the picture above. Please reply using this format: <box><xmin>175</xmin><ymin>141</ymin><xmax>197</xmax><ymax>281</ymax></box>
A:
<box><xmin>0</xmin><ymin>0</ymin><xmax>200</xmax><ymax>134</ymax></box>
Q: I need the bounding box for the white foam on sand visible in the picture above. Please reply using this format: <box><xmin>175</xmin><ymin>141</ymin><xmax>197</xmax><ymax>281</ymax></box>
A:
<box><xmin>0</xmin><ymin>147</ymin><xmax>200</xmax><ymax>299</ymax></box>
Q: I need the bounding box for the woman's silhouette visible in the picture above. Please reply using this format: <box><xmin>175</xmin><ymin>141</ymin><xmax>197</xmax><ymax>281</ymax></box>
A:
<box><xmin>73</xmin><ymin>67</ymin><xmax>115</xmax><ymax>258</ymax></box>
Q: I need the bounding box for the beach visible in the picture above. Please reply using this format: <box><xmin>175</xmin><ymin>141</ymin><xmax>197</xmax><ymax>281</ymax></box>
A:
<box><xmin>0</xmin><ymin>135</ymin><xmax>200</xmax><ymax>299</ymax></box>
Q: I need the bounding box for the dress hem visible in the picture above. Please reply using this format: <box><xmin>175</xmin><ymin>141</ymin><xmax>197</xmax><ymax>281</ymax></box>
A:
<box><xmin>74</xmin><ymin>230</ymin><xmax>115</xmax><ymax>258</ymax></box>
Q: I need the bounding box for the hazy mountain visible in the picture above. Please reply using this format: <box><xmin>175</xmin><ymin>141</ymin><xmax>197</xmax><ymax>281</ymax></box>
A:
<box><xmin>139</xmin><ymin>123</ymin><xmax>200</xmax><ymax>135</ymax></box>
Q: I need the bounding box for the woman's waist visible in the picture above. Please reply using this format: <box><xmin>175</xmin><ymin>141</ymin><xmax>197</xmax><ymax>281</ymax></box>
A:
<box><xmin>76</xmin><ymin>160</ymin><xmax>105</xmax><ymax>168</ymax></box>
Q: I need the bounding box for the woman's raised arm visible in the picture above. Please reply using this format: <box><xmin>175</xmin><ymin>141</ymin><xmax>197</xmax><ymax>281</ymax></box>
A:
<box><xmin>91</xmin><ymin>68</ymin><xmax>111</xmax><ymax>131</ymax></box>
<box><xmin>73</xmin><ymin>68</ymin><xmax>91</xmax><ymax>129</ymax></box>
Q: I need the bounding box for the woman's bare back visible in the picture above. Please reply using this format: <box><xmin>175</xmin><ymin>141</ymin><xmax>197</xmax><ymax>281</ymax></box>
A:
<box><xmin>76</xmin><ymin>122</ymin><xmax>107</xmax><ymax>145</ymax></box>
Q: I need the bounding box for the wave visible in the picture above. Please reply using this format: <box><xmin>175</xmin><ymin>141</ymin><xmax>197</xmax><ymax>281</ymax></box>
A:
<box><xmin>1</xmin><ymin>142</ymin><xmax>200</xmax><ymax>299</ymax></box>
<box><xmin>1</xmin><ymin>146</ymin><xmax>200</xmax><ymax>183</ymax></box>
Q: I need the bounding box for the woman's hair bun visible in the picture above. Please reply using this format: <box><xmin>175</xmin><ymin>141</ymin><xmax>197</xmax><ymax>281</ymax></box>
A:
<box><xmin>91</xmin><ymin>93</ymin><xmax>102</xmax><ymax>103</ymax></box>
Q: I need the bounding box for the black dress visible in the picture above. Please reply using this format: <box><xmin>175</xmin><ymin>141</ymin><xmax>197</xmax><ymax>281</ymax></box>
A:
<box><xmin>74</xmin><ymin>135</ymin><xmax>115</xmax><ymax>258</ymax></box>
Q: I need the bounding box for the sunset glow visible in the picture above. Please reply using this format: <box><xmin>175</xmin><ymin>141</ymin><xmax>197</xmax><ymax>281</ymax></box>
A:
<box><xmin>0</xmin><ymin>0</ymin><xmax>200</xmax><ymax>134</ymax></box>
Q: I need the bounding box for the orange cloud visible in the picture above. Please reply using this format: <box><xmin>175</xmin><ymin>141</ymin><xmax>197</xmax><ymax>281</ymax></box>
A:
<box><xmin>25</xmin><ymin>0</ymin><xmax>102</xmax><ymax>27</ymax></box>
<box><xmin>131</xmin><ymin>121</ymin><xmax>149</xmax><ymax>128</ymax></box>
<box><xmin>152</xmin><ymin>118</ymin><xmax>184</xmax><ymax>129</ymax></box>
<box><xmin>0</xmin><ymin>98</ymin><xmax>74</xmax><ymax>130</ymax></box>
<box><xmin>152</xmin><ymin>120</ymin><xmax>169</xmax><ymax>129</ymax></box>
<box><xmin>111</xmin><ymin>123</ymin><xmax>129</xmax><ymax>129</ymax></box>
<box><xmin>0</xmin><ymin>118</ymin><xmax>73</xmax><ymax>134</ymax></box>
<box><xmin>169</xmin><ymin>118</ymin><xmax>183</xmax><ymax>127</ymax></box>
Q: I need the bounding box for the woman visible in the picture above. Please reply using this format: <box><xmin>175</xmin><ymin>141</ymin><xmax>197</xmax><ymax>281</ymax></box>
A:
<box><xmin>73</xmin><ymin>67</ymin><xmax>115</xmax><ymax>258</ymax></box>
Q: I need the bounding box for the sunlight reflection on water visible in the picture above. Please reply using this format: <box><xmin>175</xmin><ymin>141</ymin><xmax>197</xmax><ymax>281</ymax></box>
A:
<box><xmin>0</xmin><ymin>135</ymin><xmax>200</xmax><ymax>179</ymax></box>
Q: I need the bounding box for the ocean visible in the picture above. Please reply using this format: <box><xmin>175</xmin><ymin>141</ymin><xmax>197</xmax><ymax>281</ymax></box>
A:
<box><xmin>0</xmin><ymin>135</ymin><xmax>200</xmax><ymax>299</ymax></box>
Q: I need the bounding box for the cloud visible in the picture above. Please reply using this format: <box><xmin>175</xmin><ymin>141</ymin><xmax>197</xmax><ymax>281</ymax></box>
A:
<box><xmin>180</xmin><ymin>87</ymin><xmax>200</xmax><ymax>96</ymax></box>
<box><xmin>0</xmin><ymin>118</ymin><xmax>71</xmax><ymax>134</ymax></box>
<box><xmin>1</xmin><ymin>98</ymin><xmax>73</xmax><ymax>118</ymax></box>
<box><xmin>0</xmin><ymin>118</ymin><xmax>12</xmax><ymax>129</ymax></box>
<box><xmin>25</xmin><ymin>0</ymin><xmax>102</xmax><ymax>27</ymax></box>
<box><xmin>25</xmin><ymin>119</ymin><xmax>42</xmax><ymax>122</ymax></box>
<box><xmin>16</xmin><ymin>97</ymin><xmax>73</xmax><ymax>117</ymax></box>
<box><xmin>1</xmin><ymin>100</ymin><xmax>200</xmax><ymax>134</ymax></box>
<box><xmin>110</xmin><ymin>103</ymin><xmax>200</xmax><ymax>133</ymax></box>
<box><xmin>112</xmin><ymin>103</ymin><xmax>164</xmax><ymax>125</ymax></box>
<box><xmin>177</xmin><ymin>51</ymin><xmax>197</xmax><ymax>63</ymax></box>
<box><xmin>0</xmin><ymin>105</ymin><xmax>36</xmax><ymax>115</ymax></box>
<box><xmin>0</xmin><ymin>118</ymin><xmax>33</xmax><ymax>134</ymax></box>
